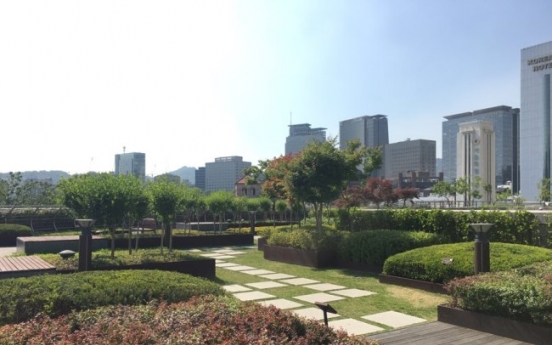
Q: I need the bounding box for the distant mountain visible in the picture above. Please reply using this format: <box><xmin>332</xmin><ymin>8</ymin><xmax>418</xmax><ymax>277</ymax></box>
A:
<box><xmin>0</xmin><ymin>170</ymin><xmax>71</xmax><ymax>184</ymax></box>
<box><xmin>167</xmin><ymin>166</ymin><xmax>196</xmax><ymax>185</ymax></box>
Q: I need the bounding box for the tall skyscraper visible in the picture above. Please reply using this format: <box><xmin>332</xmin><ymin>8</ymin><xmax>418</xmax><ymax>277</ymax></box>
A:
<box><xmin>195</xmin><ymin>167</ymin><xmax>206</xmax><ymax>191</ymax></box>
<box><xmin>114</xmin><ymin>152</ymin><xmax>146</xmax><ymax>181</ymax></box>
<box><xmin>339</xmin><ymin>115</ymin><xmax>389</xmax><ymax>149</ymax></box>
<box><xmin>442</xmin><ymin>106</ymin><xmax>519</xmax><ymax>192</ymax></box>
<box><xmin>520</xmin><ymin>41</ymin><xmax>552</xmax><ymax>201</ymax></box>
<box><xmin>339</xmin><ymin>115</ymin><xmax>389</xmax><ymax>177</ymax></box>
<box><xmin>383</xmin><ymin>139</ymin><xmax>436</xmax><ymax>180</ymax></box>
<box><xmin>457</xmin><ymin>121</ymin><xmax>496</xmax><ymax>203</ymax></box>
<box><xmin>205</xmin><ymin>156</ymin><xmax>251</xmax><ymax>193</ymax></box>
<box><xmin>285</xmin><ymin>123</ymin><xmax>326</xmax><ymax>156</ymax></box>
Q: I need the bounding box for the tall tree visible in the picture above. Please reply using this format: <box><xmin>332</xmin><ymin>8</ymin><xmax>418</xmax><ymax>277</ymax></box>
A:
<box><xmin>537</xmin><ymin>177</ymin><xmax>551</xmax><ymax>204</ymax></box>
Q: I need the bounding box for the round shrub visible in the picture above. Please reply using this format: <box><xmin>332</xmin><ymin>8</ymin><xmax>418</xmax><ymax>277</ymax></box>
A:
<box><xmin>337</xmin><ymin>230</ymin><xmax>445</xmax><ymax>267</ymax></box>
<box><xmin>382</xmin><ymin>242</ymin><xmax>552</xmax><ymax>284</ymax></box>
<box><xmin>0</xmin><ymin>269</ymin><xmax>224</xmax><ymax>326</ymax></box>
<box><xmin>0</xmin><ymin>224</ymin><xmax>32</xmax><ymax>247</ymax></box>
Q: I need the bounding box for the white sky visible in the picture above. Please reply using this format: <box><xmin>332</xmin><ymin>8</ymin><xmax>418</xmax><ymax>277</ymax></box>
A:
<box><xmin>1</xmin><ymin>0</ymin><xmax>551</xmax><ymax>176</ymax></box>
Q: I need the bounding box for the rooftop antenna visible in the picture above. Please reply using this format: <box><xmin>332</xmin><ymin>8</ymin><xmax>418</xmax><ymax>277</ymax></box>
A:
<box><xmin>123</xmin><ymin>146</ymin><xmax>126</xmax><ymax>154</ymax></box>
<box><xmin>290</xmin><ymin>112</ymin><xmax>292</xmax><ymax>125</ymax></box>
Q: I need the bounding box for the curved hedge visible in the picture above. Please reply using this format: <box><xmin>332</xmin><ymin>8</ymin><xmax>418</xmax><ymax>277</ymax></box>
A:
<box><xmin>337</xmin><ymin>230</ymin><xmax>445</xmax><ymax>267</ymax></box>
<box><xmin>0</xmin><ymin>224</ymin><xmax>32</xmax><ymax>247</ymax></box>
<box><xmin>382</xmin><ymin>242</ymin><xmax>552</xmax><ymax>284</ymax></box>
<box><xmin>447</xmin><ymin>261</ymin><xmax>552</xmax><ymax>326</ymax></box>
<box><xmin>0</xmin><ymin>269</ymin><xmax>224</xmax><ymax>326</ymax></box>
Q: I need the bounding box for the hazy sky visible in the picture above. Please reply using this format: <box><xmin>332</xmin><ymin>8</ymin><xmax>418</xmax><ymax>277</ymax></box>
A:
<box><xmin>2</xmin><ymin>1</ymin><xmax>551</xmax><ymax>176</ymax></box>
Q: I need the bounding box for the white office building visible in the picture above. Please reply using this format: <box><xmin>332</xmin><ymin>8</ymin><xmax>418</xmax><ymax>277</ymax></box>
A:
<box><xmin>520</xmin><ymin>41</ymin><xmax>552</xmax><ymax>201</ymax></box>
<box><xmin>114</xmin><ymin>152</ymin><xmax>146</xmax><ymax>182</ymax></box>
<box><xmin>285</xmin><ymin>123</ymin><xmax>326</xmax><ymax>156</ymax></box>
<box><xmin>205</xmin><ymin>156</ymin><xmax>251</xmax><ymax>193</ymax></box>
<box><xmin>457</xmin><ymin>121</ymin><xmax>495</xmax><ymax>204</ymax></box>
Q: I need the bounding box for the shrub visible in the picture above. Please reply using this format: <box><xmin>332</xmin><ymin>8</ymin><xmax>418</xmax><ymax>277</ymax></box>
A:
<box><xmin>337</xmin><ymin>230</ymin><xmax>445</xmax><ymax>267</ymax></box>
<box><xmin>0</xmin><ymin>295</ymin><xmax>381</xmax><ymax>344</ymax></box>
<box><xmin>0</xmin><ymin>224</ymin><xmax>32</xmax><ymax>247</ymax></box>
<box><xmin>447</xmin><ymin>261</ymin><xmax>552</xmax><ymax>325</ymax></box>
<box><xmin>336</xmin><ymin>209</ymin><xmax>543</xmax><ymax>245</ymax></box>
<box><xmin>0</xmin><ymin>269</ymin><xmax>224</xmax><ymax>326</ymax></box>
<box><xmin>266</xmin><ymin>226</ymin><xmax>344</xmax><ymax>251</ymax></box>
<box><xmin>382</xmin><ymin>242</ymin><xmax>552</xmax><ymax>284</ymax></box>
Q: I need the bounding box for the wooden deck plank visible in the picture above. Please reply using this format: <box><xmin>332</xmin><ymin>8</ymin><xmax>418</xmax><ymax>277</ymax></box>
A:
<box><xmin>0</xmin><ymin>256</ymin><xmax>55</xmax><ymax>275</ymax></box>
<box><xmin>371</xmin><ymin>322</ymin><xmax>534</xmax><ymax>345</ymax></box>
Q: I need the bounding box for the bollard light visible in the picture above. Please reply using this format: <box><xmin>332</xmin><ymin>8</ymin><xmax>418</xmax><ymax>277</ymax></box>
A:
<box><xmin>469</xmin><ymin>223</ymin><xmax>493</xmax><ymax>274</ymax></box>
<box><xmin>75</xmin><ymin>219</ymin><xmax>95</xmax><ymax>271</ymax></box>
<box><xmin>315</xmin><ymin>302</ymin><xmax>338</xmax><ymax>327</ymax></box>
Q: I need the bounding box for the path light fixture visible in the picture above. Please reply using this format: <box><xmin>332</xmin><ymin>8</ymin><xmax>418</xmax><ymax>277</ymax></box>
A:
<box><xmin>315</xmin><ymin>302</ymin><xmax>338</xmax><ymax>327</ymax></box>
<box><xmin>469</xmin><ymin>223</ymin><xmax>493</xmax><ymax>274</ymax></box>
<box><xmin>75</xmin><ymin>219</ymin><xmax>95</xmax><ymax>271</ymax></box>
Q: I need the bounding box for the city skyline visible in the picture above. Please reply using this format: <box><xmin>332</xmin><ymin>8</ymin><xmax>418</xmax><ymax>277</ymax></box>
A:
<box><xmin>2</xmin><ymin>1</ymin><xmax>552</xmax><ymax>176</ymax></box>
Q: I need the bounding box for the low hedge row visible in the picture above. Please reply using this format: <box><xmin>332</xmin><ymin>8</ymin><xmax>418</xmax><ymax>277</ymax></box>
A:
<box><xmin>0</xmin><ymin>295</ymin><xmax>381</xmax><ymax>344</ymax></box>
<box><xmin>0</xmin><ymin>224</ymin><xmax>32</xmax><ymax>247</ymax></box>
<box><xmin>382</xmin><ymin>242</ymin><xmax>552</xmax><ymax>283</ymax></box>
<box><xmin>337</xmin><ymin>230</ymin><xmax>445</xmax><ymax>267</ymax></box>
<box><xmin>337</xmin><ymin>209</ymin><xmax>544</xmax><ymax>245</ymax></box>
<box><xmin>447</xmin><ymin>261</ymin><xmax>552</xmax><ymax>326</ymax></box>
<box><xmin>266</xmin><ymin>226</ymin><xmax>343</xmax><ymax>252</ymax></box>
<box><xmin>0</xmin><ymin>270</ymin><xmax>224</xmax><ymax>326</ymax></box>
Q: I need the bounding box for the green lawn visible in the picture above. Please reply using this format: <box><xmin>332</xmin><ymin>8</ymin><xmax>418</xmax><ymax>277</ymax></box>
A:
<box><xmin>214</xmin><ymin>247</ymin><xmax>447</xmax><ymax>327</ymax></box>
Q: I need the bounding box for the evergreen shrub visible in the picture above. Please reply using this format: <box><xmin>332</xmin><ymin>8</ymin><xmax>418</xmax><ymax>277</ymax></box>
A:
<box><xmin>382</xmin><ymin>242</ymin><xmax>552</xmax><ymax>284</ymax></box>
<box><xmin>0</xmin><ymin>224</ymin><xmax>32</xmax><ymax>246</ymax></box>
<box><xmin>0</xmin><ymin>269</ymin><xmax>224</xmax><ymax>326</ymax></box>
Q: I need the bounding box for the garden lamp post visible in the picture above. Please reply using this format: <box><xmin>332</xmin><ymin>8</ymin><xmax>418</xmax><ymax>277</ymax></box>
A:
<box><xmin>469</xmin><ymin>223</ymin><xmax>493</xmax><ymax>274</ymax></box>
<box><xmin>75</xmin><ymin>219</ymin><xmax>95</xmax><ymax>271</ymax></box>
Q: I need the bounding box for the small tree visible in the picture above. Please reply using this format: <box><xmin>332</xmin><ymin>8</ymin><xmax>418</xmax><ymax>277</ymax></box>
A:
<box><xmin>537</xmin><ymin>178</ymin><xmax>551</xmax><ymax>204</ymax></box>
<box><xmin>246</xmin><ymin>198</ymin><xmax>260</xmax><ymax>233</ymax></box>
<box><xmin>205</xmin><ymin>191</ymin><xmax>234</xmax><ymax>232</ymax></box>
<box><xmin>233</xmin><ymin>196</ymin><xmax>248</xmax><ymax>230</ymax></box>
<box><xmin>432</xmin><ymin>181</ymin><xmax>455</xmax><ymax>207</ymax></box>
<box><xmin>275</xmin><ymin>199</ymin><xmax>288</xmax><ymax>221</ymax></box>
<box><xmin>455</xmin><ymin>177</ymin><xmax>470</xmax><ymax>207</ymax></box>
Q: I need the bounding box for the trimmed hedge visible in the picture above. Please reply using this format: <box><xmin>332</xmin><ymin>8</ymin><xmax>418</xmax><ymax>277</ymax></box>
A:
<box><xmin>337</xmin><ymin>209</ymin><xmax>544</xmax><ymax>245</ymax></box>
<box><xmin>382</xmin><ymin>242</ymin><xmax>552</xmax><ymax>284</ymax></box>
<box><xmin>0</xmin><ymin>224</ymin><xmax>32</xmax><ymax>247</ymax></box>
<box><xmin>0</xmin><ymin>295</ymin><xmax>381</xmax><ymax>344</ymax></box>
<box><xmin>337</xmin><ymin>230</ymin><xmax>445</xmax><ymax>267</ymax></box>
<box><xmin>266</xmin><ymin>226</ymin><xmax>344</xmax><ymax>251</ymax></box>
<box><xmin>0</xmin><ymin>269</ymin><xmax>224</xmax><ymax>326</ymax></box>
<box><xmin>447</xmin><ymin>261</ymin><xmax>552</xmax><ymax>326</ymax></box>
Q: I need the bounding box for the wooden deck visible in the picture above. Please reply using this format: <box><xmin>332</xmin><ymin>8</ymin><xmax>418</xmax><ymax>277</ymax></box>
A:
<box><xmin>0</xmin><ymin>255</ymin><xmax>56</xmax><ymax>279</ymax></box>
<box><xmin>370</xmin><ymin>322</ymin><xmax>534</xmax><ymax>345</ymax></box>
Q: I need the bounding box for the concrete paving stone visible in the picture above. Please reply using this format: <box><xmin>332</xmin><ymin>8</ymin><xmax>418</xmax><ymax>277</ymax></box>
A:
<box><xmin>293</xmin><ymin>292</ymin><xmax>345</xmax><ymax>304</ymax></box>
<box><xmin>212</xmin><ymin>255</ymin><xmax>235</xmax><ymax>259</ymax></box>
<box><xmin>361</xmin><ymin>311</ymin><xmax>426</xmax><ymax>328</ymax></box>
<box><xmin>212</xmin><ymin>249</ymin><xmax>235</xmax><ymax>253</ymax></box>
<box><xmin>220</xmin><ymin>251</ymin><xmax>246</xmax><ymax>255</ymax></box>
<box><xmin>224</xmin><ymin>265</ymin><xmax>256</xmax><ymax>271</ymax></box>
<box><xmin>291</xmin><ymin>307</ymin><xmax>340</xmax><ymax>321</ymax></box>
<box><xmin>223</xmin><ymin>284</ymin><xmax>252</xmax><ymax>293</ymax></box>
<box><xmin>233</xmin><ymin>291</ymin><xmax>275</xmax><ymax>301</ymax></box>
<box><xmin>279</xmin><ymin>278</ymin><xmax>320</xmax><ymax>285</ymax></box>
<box><xmin>257</xmin><ymin>299</ymin><xmax>304</xmax><ymax>310</ymax></box>
<box><xmin>328</xmin><ymin>318</ymin><xmax>384</xmax><ymax>336</ymax></box>
<box><xmin>241</xmin><ymin>269</ymin><xmax>275</xmax><ymax>275</ymax></box>
<box><xmin>303</xmin><ymin>283</ymin><xmax>346</xmax><ymax>291</ymax></box>
<box><xmin>187</xmin><ymin>249</ymin><xmax>203</xmax><ymax>252</ymax></box>
<box><xmin>200</xmin><ymin>253</ymin><xmax>228</xmax><ymax>258</ymax></box>
<box><xmin>330</xmin><ymin>289</ymin><xmax>377</xmax><ymax>298</ymax></box>
<box><xmin>216</xmin><ymin>262</ymin><xmax>240</xmax><ymax>267</ymax></box>
<box><xmin>245</xmin><ymin>281</ymin><xmax>287</xmax><ymax>289</ymax></box>
<box><xmin>259</xmin><ymin>273</ymin><xmax>296</xmax><ymax>280</ymax></box>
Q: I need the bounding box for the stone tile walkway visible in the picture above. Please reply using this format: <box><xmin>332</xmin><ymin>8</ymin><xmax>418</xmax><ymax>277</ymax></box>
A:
<box><xmin>197</xmin><ymin>245</ymin><xmax>428</xmax><ymax>336</ymax></box>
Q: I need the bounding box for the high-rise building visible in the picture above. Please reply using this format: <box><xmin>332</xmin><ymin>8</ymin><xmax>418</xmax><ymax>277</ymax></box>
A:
<box><xmin>114</xmin><ymin>152</ymin><xmax>146</xmax><ymax>181</ymax></box>
<box><xmin>457</xmin><ymin>121</ymin><xmax>496</xmax><ymax>203</ymax></box>
<box><xmin>339</xmin><ymin>115</ymin><xmax>389</xmax><ymax>150</ymax></box>
<box><xmin>285</xmin><ymin>123</ymin><xmax>326</xmax><ymax>156</ymax></box>
<box><xmin>205</xmin><ymin>156</ymin><xmax>251</xmax><ymax>193</ymax></box>
<box><xmin>339</xmin><ymin>115</ymin><xmax>389</xmax><ymax>177</ymax></box>
<box><xmin>383</xmin><ymin>139</ymin><xmax>436</xmax><ymax>180</ymax></box>
<box><xmin>442</xmin><ymin>106</ymin><xmax>519</xmax><ymax>192</ymax></box>
<box><xmin>195</xmin><ymin>167</ymin><xmax>205</xmax><ymax>191</ymax></box>
<box><xmin>520</xmin><ymin>41</ymin><xmax>552</xmax><ymax>201</ymax></box>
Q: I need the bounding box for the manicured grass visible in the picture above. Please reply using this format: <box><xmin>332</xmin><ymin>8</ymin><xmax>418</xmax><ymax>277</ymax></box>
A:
<box><xmin>215</xmin><ymin>247</ymin><xmax>447</xmax><ymax>327</ymax></box>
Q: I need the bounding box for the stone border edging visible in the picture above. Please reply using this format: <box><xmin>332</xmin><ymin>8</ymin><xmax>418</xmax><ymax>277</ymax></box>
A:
<box><xmin>378</xmin><ymin>274</ymin><xmax>448</xmax><ymax>294</ymax></box>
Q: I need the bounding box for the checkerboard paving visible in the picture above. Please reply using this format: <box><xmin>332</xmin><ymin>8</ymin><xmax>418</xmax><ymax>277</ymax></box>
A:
<box><xmin>241</xmin><ymin>269</ymin><xmax>275</xmax><ymax>275</ymax></box>
<box><xmin>257</xmin><ymin>299</ymin><xmax>304</xmax><ymax>309</ymax></box>
<box><xmin>330</xmin><ymin>289</ymin><xmax>376</xmax><ymax>298</ymax></box>
<box><xmin>216</xmin><ymin>262</ymin><xmax>239</xmax><ymax>267</ymax></box>
<box><xmin>302</xmin><ymin>283</ymin><xmax>346</xmax><ymax>291</ymax></box>
<box><xmin>291</xmin><ymin>307</ymin><xmax>341</xmax><ymax>321</ymax></box>
<box><xmin>223</xmin><ymin>284</ymin><xmax>252</xmax><ymax>293</ymax></box>
<box><xmin>259</xmin><ymin>273</ymin><xmax>295</xmax><ymax>280</ymax></box>
<box><xmin>223</xmin><ymin>265</ymin><xmax>256</xmax><ymax>271</ymax></box>
<box><xmin>232</xmin><ymin>291</ymin><xmax>275</xmax><ymax>301</ymax></box>
<box><xmin>245</xmin><ymin>281</ymin><xmax>287</xmax><ymax>289</ymax></box>
<box><xmin>293</xmin><ymin>292</ymin><xmax>345</xmax><ymax>304</ymax></box>
<box><xmin>279</xmin><ymin>278</ymin><xmax>320</xmax><ymax>285</ymax></box>
<box><xmin>328</xmin><ymin>319</ymin><xmax>385</xmax><ymax>336</ymax></box>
